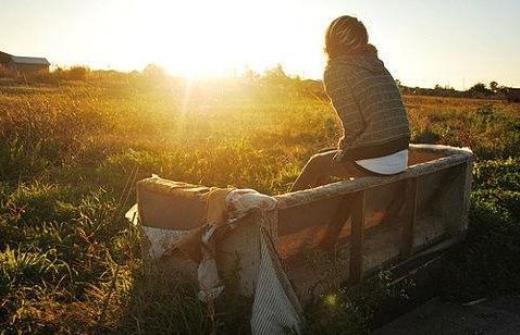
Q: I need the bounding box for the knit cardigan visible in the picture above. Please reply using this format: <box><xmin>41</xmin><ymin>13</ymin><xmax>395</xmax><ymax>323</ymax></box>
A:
<box><xmin>323</xmin><ymin>52</ymin><xmax>410</xmax><ymax>161</ymax></box>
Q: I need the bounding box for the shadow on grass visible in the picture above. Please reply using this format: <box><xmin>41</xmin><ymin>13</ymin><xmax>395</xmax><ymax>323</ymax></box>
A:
<box><xmin>114</xmin><ymin>260</ymin><xmax>252</xmax><ymax>335</ymax></box>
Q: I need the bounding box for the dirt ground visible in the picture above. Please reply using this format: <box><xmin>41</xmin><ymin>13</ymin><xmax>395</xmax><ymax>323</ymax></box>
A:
<box><xmin>374</xmin><ymin>296</ymin><xmax>520</xmax><ymax>335</ymax></box>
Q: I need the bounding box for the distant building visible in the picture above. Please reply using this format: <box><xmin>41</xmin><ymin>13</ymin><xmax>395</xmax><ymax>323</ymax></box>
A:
<box><xmin>506</xmin><ymin>88</ymin><xmax>520</xmax><ymax>102</ymax></box>
<box><xmin>0</xmin><ymin>50</ymin><xmax>50</xmax><ymax>74</ymax></box>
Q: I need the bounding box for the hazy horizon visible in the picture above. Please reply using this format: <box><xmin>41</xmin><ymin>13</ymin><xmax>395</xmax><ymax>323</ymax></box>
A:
<box><xmin>1</xmin><ymin>0</ymin><xmax>519</xmax><ymax>89</ymax></box>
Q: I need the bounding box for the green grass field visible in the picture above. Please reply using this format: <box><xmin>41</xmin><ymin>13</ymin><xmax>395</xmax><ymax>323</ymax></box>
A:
<box><xmin>0</xmin><ymin>76</ymin><xmax>519</xmax><ymax>334</ymax></box>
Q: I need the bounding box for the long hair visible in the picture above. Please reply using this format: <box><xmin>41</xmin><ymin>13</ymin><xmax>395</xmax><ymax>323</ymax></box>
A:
<box><xmin>325</xmin><ymin>15</ymin><xmax>376</xmax><ymax>59</ymax></box>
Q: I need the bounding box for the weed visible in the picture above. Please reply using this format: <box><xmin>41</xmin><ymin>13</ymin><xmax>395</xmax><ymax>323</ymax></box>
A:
<box><xmin>0</xmin><ymin>78</ymin><xmax>518</xmax><ymax>333</ymax></box>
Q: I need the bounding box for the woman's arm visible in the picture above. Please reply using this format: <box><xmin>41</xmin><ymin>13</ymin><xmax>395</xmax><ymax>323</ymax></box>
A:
<box><xmin>323</xmin><ymin>66</ymin><xmax>365</xmax><ymax>148</ymax></box>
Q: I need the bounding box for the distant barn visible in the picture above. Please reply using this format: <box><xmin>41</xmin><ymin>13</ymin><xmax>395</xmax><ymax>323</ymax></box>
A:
<box><xmin>506</xmin><ymin>88</ymin><xmax>520</xmax><ymax>102</ymax></box>
<box><xmin>0</xmin><ymin>51</ymin><xmax>50</xmax><ymax>74</ymax></box>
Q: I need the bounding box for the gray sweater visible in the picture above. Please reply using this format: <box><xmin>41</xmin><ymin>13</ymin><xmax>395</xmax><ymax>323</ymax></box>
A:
<box><xmin>323</xmin><ymin>52</ymin><xmax>410</xmax><ymax>161</ymax></box>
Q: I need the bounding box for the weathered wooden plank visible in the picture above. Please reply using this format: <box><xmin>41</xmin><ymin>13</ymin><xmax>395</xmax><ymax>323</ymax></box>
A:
<box><xmin>400</xmin><ymin>177</ymin><xmax>418</xmax><ymax>259</ymax></box>
<box><xmin>349</xmin><ymin>191</ymin><xmax>366</xmax><ymax>284</ymax></box>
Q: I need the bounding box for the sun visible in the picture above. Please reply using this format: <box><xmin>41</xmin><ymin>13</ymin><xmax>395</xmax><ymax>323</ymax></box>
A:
<box><xmin>102</xmin><ymin>0</ymin><xmax>327</xmax><ymax>79</ymax></box>
<box><xmin>126</xmin><ymin>1</ymin><xmax>252</xmax><ymax>79</ymax></box>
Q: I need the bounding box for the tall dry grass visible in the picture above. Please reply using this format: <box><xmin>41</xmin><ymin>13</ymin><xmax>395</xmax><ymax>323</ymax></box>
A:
<box><xmin>0</xmin><ymin>77</ymin><xmax>519</xmax><ymax>334</ymax></box>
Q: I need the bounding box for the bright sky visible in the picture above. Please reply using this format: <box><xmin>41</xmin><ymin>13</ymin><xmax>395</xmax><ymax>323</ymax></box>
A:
<box><xmin>1</xmin><ymin>0</ymin><xmax>519</xmax><ymax>89</ymax></box>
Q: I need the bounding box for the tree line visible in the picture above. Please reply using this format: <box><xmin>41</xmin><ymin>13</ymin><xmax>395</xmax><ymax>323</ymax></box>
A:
<box><xmin>397</xmin><ymin>80</ymin><xmax>513</xmax><ymax>99</ymax></box>
<box><xmin>1</xmin><ymin>63</ymin><xmax>517</xmax><ymax>101</ymax></box>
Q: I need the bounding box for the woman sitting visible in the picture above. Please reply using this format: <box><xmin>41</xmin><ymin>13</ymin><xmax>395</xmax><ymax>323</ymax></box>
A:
<box><xmin>292</xmin><ymin>15</ymin><xmax>411</xmax><ymax>191</ymax></box>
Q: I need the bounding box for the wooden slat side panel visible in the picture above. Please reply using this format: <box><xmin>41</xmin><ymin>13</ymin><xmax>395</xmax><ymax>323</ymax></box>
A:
<box><xmin>349</xmin><ymin>191</ymin><xmax>366</xmax><ymax>285</ymax></box>
<box><xmin>276</xmin><ymin>196</ymin><xmax>349</xmax><ymax>259</ymax></box>
<box><xmin>318</xmin><ymin>194</ymin><xmax>354</xmax><ymax>249</ymax></box>
<box><xmin>443</xmin><ymin>164</ymin><xmax>471</xmax><ymax>238</ymax></box>
<box><xmin>276</xmin><ymin>182</ymin><xmax>411</xmax><ymax>261</ymax></box>
<box><xmin>400</xmin><ymin>178</ymin><xmax>418</xmax><ymax>259</ymax></box>
<box><xmin>277</xmin><ymin>197</ymin><xmax>345</xmax><ymax>236</ymax></box>
<box><xmin>411</xmin><ymin>164</ymin><xmax>468</xmax><ymax>252</ymax></box>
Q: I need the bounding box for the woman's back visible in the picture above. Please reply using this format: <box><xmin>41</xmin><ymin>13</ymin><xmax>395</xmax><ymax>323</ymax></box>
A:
<box><xmin>324</xmin><ymin>52</ymin><xmax>410</xmax><ymax>161</ymax></box>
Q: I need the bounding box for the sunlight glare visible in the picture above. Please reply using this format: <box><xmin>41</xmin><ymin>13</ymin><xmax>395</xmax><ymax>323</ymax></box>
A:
<box><xmin>128</xmin><ymin>0</ymin><xmax>327</xmax><ymax>79</ymax></box>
